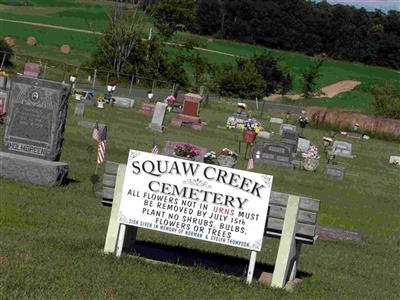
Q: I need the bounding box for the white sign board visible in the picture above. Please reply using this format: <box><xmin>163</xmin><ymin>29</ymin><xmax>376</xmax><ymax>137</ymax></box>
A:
<box><xmin>118</xmin><ymin>150</ymin><xmax>273</xmax><ymax>251</ymax></box>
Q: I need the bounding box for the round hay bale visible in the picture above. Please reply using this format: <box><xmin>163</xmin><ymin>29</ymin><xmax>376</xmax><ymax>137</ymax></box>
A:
<box><xmin>60</xmin><ymin>44</ymin><xmax>71</xmax><ymax>54</ymax></box>
<box><xmin>3</xmin><ymin>36</ymin><xmax>15</xmax><ymax>47</ymax></box>
<box><xmin>26</xmin><ymin>36</ymin><xmax>37</xmax><ymax>46</ymax></box>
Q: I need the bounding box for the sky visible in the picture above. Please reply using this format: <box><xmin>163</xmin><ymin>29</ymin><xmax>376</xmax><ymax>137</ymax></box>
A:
<box><xmin>320</xmin><ymin>0</ymin><xmax>400</xmax><ymax>12</ymax></box>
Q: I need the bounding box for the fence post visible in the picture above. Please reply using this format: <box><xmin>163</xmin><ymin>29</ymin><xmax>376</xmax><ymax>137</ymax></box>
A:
<box><xmin>0</xmin><ymin>52</ymin><xmax>6</xmax><ymax>70</ymax></box>
<box><xmin>92</xmin><ymin>69</ymin><xmax>97</xmax><ymax>90</ymax></box>
<box><xmin>128</xmin><ymin>74</ymin><xmax>134</xmax><ymax>96</ymax></box>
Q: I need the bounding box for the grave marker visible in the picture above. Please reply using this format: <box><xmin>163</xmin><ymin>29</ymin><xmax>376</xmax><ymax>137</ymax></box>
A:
<box><xmin>279</xmin><ymin>124</ymin><xmax>297</xmax><ymax>136</ymax></box>
<box><xmin>324</xmin><ymin>165</ymin><xmax>345</xmax><ymax>180</ymax></box>
<box><xmin>297</xmin><ymin>138</ymin><xmax>310</xmax><ymax>153</ymax></box>
<box><xmin>252</xmin><ymin>141</ymin><xmax>294</xmax><ymax>169</ymax></box>
<box><xmin>182</xmin><ymin>93</ymin><xmax>202</xmax><ymax>117</ymax></box>
<box><xmin>74</xmin><ymin>102</ymin><xmax>85</xmax><ymax>117</ymax></box>
<box><xmin>148</xmin><ymin>102</ymin><xmax>167</xmax><ymax>132</ymax></box>
<box><xmin>113</xmin><ymin>97</ymin><xmax>135</xmax><ymax>109</ymax></box>
<box><xmin>331</xmin><ymin>141</ymin><xmax>354</xmax><ymax>158</ymax></box>
<box><xmin>281</xmin><ymin>131</ymin><xmax>299</xmax><ymax>153</ymax></box>
<box><xmin>389</xmin><ymin>156</ymin><xmax>400</xmax><ymax>166</ymax></box>
<box><xmin>1</xmin><ymin>76</ymin><xmax>70</xmax><ymax>185</ymax></box>
<box><xmin>270</xmin><ymin>117</ymin><xmax>283</xmax><ymax>125</ymax></box>
<box><xmin>23</xmin><ymin>63</ymin><xmax>40</xmax><ymax>78</ymax></box>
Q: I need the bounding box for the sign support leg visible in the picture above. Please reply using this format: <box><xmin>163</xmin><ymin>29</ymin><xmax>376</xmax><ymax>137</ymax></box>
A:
<box><xmin>271</xmin><ymin>195</ymin><xmax>300</xmax><ymax>288</ymax></box>
<box><xmin>116</xmin><ymin>224</ymin><xmax>126</xmax><ymax>257</ymax></box>
<box><xmin>246</xmin><ymin>251</ymin><xmax>257</xmax><ymax>284</ymax></box>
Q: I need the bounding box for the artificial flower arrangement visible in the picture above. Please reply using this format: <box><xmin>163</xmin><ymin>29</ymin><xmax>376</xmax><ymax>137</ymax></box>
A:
<box><xmin>203</xmin><ymin>151</ymin><xmax>217</xmax><ymax>164</ymax></box>
<box><xmin>226</xmin><ymin>118</ymin><xmax>238</xmax><ymax>129</ymax></box>
<box><xmin>173</xmin><ymin>143</ymin><xmax>200</xmax><ymax>159</ymax></box>
<box><xmin>298</xmin><ymin>114</ymin><xmax>309</xmax><ymax>129</ymax></box>
<box><xmin>74</xmin><ymin>89</ymin><xmax>87</xmax><ymax>96</ymax></box>
<box><xmin>164</xmin><ymin>95</ymin><xmax>176</xmax><ymax>105</ymax></box>
<box><xmin>244</xmin><ymin>118</ymin><xmax>263</xmax><ymax>133</ymax></box>
<box><xmin>302</xmin><ymin>144</ymin><xmax>320</xmax><ymax>171</ymax></box>
<box><xmin>218</xmin><ymin>148</ymin><xmax>238</xmax><ymax>159</ymax></box>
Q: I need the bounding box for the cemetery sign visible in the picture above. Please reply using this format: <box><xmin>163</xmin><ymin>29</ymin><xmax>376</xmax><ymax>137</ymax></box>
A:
<box><xmin>118</xmin><ymin>150</ymin><xmax>273</xmax><ymax>251</ymax></box>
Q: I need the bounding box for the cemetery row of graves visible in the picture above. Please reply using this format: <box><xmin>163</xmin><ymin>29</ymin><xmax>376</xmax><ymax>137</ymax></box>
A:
<box><xmin>0</xmin><ymin>67</ymin><xmax>399</xmax><ymax>298</ymax></box>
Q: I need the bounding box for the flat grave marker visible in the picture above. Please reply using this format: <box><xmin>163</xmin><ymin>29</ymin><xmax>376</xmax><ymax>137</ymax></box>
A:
<box><xmin>331</xmin><ymin>141</ymin><xmax>354</xmax><ymax>158</ymax></box>
<box><xmin>270</xmin><ymin>117</ymin><xmax>283</xmax><ymax>125</ymax></box>
<box><xmin>74</xmin><ymin>102</ymin><xmax>85</xmax><ymax>117</ymax></box>
<box><xmin>113</xmin><ymin>97</ymin><xmax>135</xmax><ymax>109</ymax></box>
<box><xmin>324</xmin><ymin>165</ymin><xmax>346</xmax><ymax>180</ymax></box>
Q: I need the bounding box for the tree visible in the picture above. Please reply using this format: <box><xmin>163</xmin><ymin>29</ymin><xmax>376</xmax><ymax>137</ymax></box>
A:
<box><xmin>92</xmin><ymin>3</ymin><xmax>145</xmax><ymax>77</ymax></box>
<box><xmin>301</xmin><ymin>57</ymin><xmax>324</xmax><ymax>98</ymax></box>
<box><xmin>0</xmin><ymin>40</ymin><xmax>13</xmax><ymax>68</ymax></box>
<box><xmin>252</xmin><ymin>53</ymin><xmax>293</xmax><ymax>96</ymax></box>
<box><xmin>150</xmin><ymin>0</ymin><xmax>196</xmax><ymax>39</ymax></box>
<box><xmin>215</xmin><ymin>59</ymin><xmax>265</xmax><ymax>99</ymax></box>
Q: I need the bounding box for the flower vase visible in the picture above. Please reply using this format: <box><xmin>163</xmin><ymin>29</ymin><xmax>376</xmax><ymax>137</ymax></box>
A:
<box><xmin>243</xmin><ymin>130</ymin><xmax>256</xmax><ymax>144</ymax></box>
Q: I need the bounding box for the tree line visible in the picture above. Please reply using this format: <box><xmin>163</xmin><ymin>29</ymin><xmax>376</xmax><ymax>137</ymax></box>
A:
<box><xmin>191</xmin><ymin>0</ymin><xmax>400</xmax><ymax>70</ymax></box>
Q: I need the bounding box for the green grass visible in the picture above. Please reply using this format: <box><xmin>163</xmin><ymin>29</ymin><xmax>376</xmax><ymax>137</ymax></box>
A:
<box><xmin>1</xmin><ymin>100</ymin><xmax>399</xmax><ymax>298</ymax></box>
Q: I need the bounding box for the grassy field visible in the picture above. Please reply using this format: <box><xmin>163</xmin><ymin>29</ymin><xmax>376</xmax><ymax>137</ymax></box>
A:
<box><xmin>1</xmin><ymin>98</ymin><xmax>399</xmax><ymax>298</ymax></box>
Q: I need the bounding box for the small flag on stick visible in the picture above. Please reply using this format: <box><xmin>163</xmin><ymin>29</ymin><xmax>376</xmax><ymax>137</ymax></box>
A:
<box><xmin>246</xmin><ymin>155</ymin><xmax>254</xmax><ymax>170</ymax></box>
<box><xmin>151</xmin><ymin>139</ymin><xmax>159</xmax><ymax>154</ymax></box>
<box><xmin>92</xmin><ymin>121</ymin><xmax>100</xmax><ymax>142</ymax></box>
<box><xmin>96</xmin><ymin>126</ymin><xmax>107</xmax><ymax>165</ymax></box>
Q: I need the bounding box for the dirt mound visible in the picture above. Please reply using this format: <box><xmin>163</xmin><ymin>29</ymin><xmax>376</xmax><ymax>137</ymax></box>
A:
<box><xmin>318</xmin><ymin>80</ymin><xmax>361</xmax><ymax>98</ymax></box>
<box><xmin>3</xmin><ymin>36</ymin><xmax>15</xmax><ymax>47</ymax></box>
<box><xmin>26</xmin><ymin>36</ymin><xmax>37</xmax><ymax>46</ymax></box>
<box><xmin>60</xmin><ymin>44</ymin><xmax>71</xmax><ymax>54</ymax></box>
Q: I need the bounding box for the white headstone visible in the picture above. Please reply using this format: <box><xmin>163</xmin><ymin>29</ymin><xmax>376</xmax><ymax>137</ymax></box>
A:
<box><xmin>74</xmin><ymin>102</ymin><xmax>85</xmax><ymax>117</ymax></box>
<box><xmin>258</xmin><ymin>131</ymin><xmax>272</xmax><ymax>139</ymax></box>
<box><xmin>389</xmin><ymin>156</ymin><xmax>400</xmax><ymax>166</ymax></box>
<box><xmin>270</xmin><ymin>117</ymin><xmax>283</xmax><ymax>125</ymax></box>
<box><xmin>332</xmin><ymin>141</ymin><xmax>353</xmax><ymax>158</ymax></box>
<box><xmin>148</xmin><ymin>102</ymin><xmax>167</xmax><ymax>132</ymax></box>
<box><xmin>113</xmin><ymin>97</ymin><xmax>135</xmax><ymax>108</ymax></box>
<box><xmin>279</xmin><ymin>124</ymin><xmax>297</xmax><ymax>136</ymax></box>
<box><xmin>297</xmin><ymin>138</ymin><xmax>310</xmax><ymax>152</ymax></box>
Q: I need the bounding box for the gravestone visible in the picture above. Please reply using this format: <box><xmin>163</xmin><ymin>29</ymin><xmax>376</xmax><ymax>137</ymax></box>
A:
<box><xmin>331</xmin><ymin>141</ymin><xmax>354</xmax><ymax>158</ymax></box>
<box><xmin>161</xmin><ymin>141</ymin><xmax>207</xmax><ymax>163</ymax></box>
<box><xmin>389</xmin><ymin>156</ymin><xmax>400</xmax><ymax>166</ymax></box>
<box><xmin>347</xmin><ymin>132</ymin><xmax>362</xmax><ymax>139</ymax></box>
<box><xmin>23</xmin><ymin>63</ymin><xmax>40</xmax><ymax>78</ymax></box>
<box><xmin>281</xmin><ymin>130</ymin><xmax>299</xmax><ymax>153</ymax></box>
<box><xmin>279</xmin><ymin>124</ymin><xmax>297</xmax><ymax>136</ymax></box>
<box><xmin>0</xmin><ymin>75</ymin><xmax>7</xmax><ymax>90</ymax></box>
<box><xmin>252</xmin><ymin>141</ymin><xmax>294</xmax><ymax>169</ymax></box>
<box><xmin>74</xmin><ymin>102</ymin><xmax>85</xmax><ymax>117</ymax></box>
<box><xmin>78</xmin><ymin>120</ymin><xmax>105</xmax><ymax>129</ymax></box>
<box><xmin>182</xmin><ymin>93</ymin><xmax>202</xmax><ymax>117</ymax></box>
<box><xmin>138</xmin><ymin>102</ymin><xmax>155</xmax><ymax>117</ymax></box>
<box><xmin>113</xmin><ymin>97</ymin><xmax>135</xmax><ymax>109</ymax></box>
<box><xmin>0</xmin><ymin>76</ymin><xmax>70</xmax><ymax>186</ymax></box>
<box><xmin>324</xmin><ymin>165</ymin><xmax>345</xmax><ymax>180</ymax></box>
<box><xmin>297</xmin><ymin>138</ymin><xmax>310</xmax><ymax>153</ymax></box>
<box><xmin>148</xmin><ymin>102</ymin><xmax>167</xmax><ymax>132</ymax></box>
<box><xmin>258</xmin><ymin>131</ymin><xmax>272</xmax><ymax>140</ymax></box>
<box><xmin>270</xmin><ymin>117</ymin><xmax>283</xmax><ymax>125</ymax></box>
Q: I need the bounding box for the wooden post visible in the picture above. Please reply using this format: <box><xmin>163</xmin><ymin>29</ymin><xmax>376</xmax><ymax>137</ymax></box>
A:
<box><xmin>128</xmin><ymin>75</ymin><xmax>134</xmax><ymax>96</ymax></box>
<box><xmin>104</xmin><ymin>164</ymin><xmax>126</xmax><ymax>253</ymax></box>
<box><xmin>246</xmin><ymin>251</ymin><xmax>257</xmax><ymax>284</ymax></box>
<box><xmin>271</xmin><ymin>195</ymin><xmax>300</xmax><ymax>288</ymax></box>
<box><xmin>92</xmin><ymin>69</ymin><xmax>97</xmax><ymax>90</ymax></box>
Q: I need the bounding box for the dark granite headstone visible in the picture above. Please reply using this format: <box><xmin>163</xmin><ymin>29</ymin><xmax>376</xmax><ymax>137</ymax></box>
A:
<box><xmin>0</xmin><ymin>76</ymin><xmax>70</xmax><ymax>186</ymax></box>
<box><xmin>324</xmin><ymin>165</ymin><xmax>345</xmax><ymax>180</ymax></box>
<box><xmin>281</xmin><ymin>130</ymin><xmax>299</xmax><ymax>153</ymax></box>
<box><xmin>3</xmin><ymin>76</ymin><xmax>69</xmax><ymax>161</ymax></box>
<box><xmin>252</xmin><ymin>141</ymin><xmax>294</xmax><ymax>168</ymax></box>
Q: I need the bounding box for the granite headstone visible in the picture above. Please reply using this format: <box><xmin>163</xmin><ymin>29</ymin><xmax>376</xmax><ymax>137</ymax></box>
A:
<box><xmin>331</xmin><ymin>141</ymin><xmax>354</xmax><ymax>158</ymax></box>
<box><xmin>74</xmin><ymin>102</ymin><xmax>85</xmax><ymax>117</ymax></box>
<box><xmin>297</xmin><ymin>138</ymin><xmax>311</xmax><ymax>152</ymax></box>
<box><xmin>281</xmin><ymin>130</ymin><xmax>299</xmax><ymax>153</ymax></box>
<box><xmin>279</xmin><ymin>123</ymin><xmax>297</xmax><ymax>135</ymax></box>
<box><xmin>324</xmin><ymin>165</ymin><xmax>345</xmax><ymax>180</ymax></box>
<box><xmin>252</xmin><ymin>141</ymin><xmax>294</xmax><ymax>168</ymax></box>
<box><xmin>148</xmin><ymin>102</ymin><xmax>167</xmax><ymax>132</ymax></box>
<box><xmin>1</xmin><ymin>76</ymin><xmax>70</xmax><ymax>186</ymax></box>
<box><xmin>113</xmin><ymin>97</ymin><xmax>135</xmax><ymax>109</ymax></box>
<box><xmin>270</xmin><ymin>117</ymin><xmax>283</xmax><ymax>125</ymax></box>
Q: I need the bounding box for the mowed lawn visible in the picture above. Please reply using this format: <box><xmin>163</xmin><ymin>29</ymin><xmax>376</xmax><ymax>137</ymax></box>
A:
<box><xmin>1</xmin><ymin>99</ymin><xmax>399</xmax><ymax>299</ymax></box>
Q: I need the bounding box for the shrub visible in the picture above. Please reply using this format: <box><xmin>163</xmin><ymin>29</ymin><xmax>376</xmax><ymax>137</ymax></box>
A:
<box><xmin>370</xmin><ymin>83</ymin><xmax>400</xmax><ymax>119</ymax></box>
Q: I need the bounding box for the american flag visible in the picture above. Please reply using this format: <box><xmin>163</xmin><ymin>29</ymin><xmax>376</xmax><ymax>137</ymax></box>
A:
<box><xmin>92</xmin><ymin>122</ymin><xmax>100</xmax><ymax>142</ymax></box>
<box><xmin>246</xmin><ymin>155</ymin><xmax>254</xmax><ymax>170</ymax></box>
<box><xmin>97</xmin><ymin>126</ymin><xmax>107</xmax><ymax>165</ymax></box>
<box><xmin>151</xmin><ymin>139</ymin><xmax>159</xmax><ymax>154</ymax></box>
